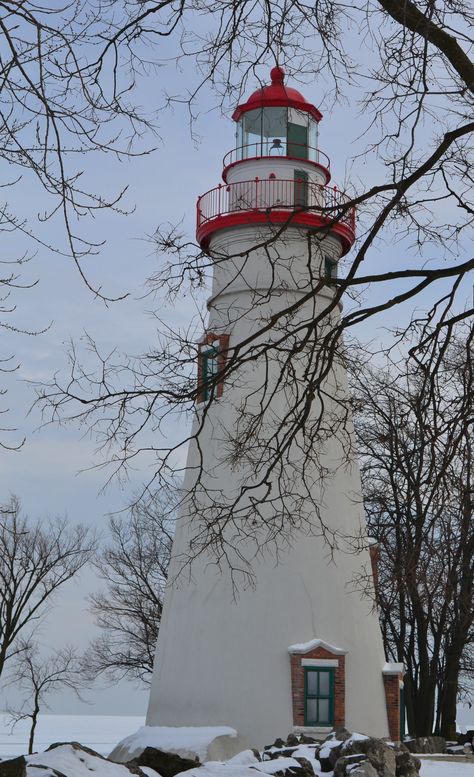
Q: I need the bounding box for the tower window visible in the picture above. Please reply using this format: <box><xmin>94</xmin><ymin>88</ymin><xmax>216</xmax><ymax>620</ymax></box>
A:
<box><xmin>304</xmin><ymin>668</ymin><xmax>335</xmax><ymax>726</ymax></box>
<box><xmin>324</xmin><ymin>256</ymin><xmax>337</xmax><ymax>280</ymax></box>
<box><xmin>197</xmin><ymin>333</ymin><xmax>229</xmax><ymax>403</ymax></box>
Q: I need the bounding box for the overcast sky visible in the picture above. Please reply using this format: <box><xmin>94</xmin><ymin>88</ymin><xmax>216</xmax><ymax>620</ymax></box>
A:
<box><xmin>0</xmin><ymin>10</ymin><xmax>471</xmax><ymax>726</ymax></box>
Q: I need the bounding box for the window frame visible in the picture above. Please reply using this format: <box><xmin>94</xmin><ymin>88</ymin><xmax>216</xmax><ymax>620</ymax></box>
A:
<box><xmin>304</xmin><ymin>667</ymin><xmax>335</xmax><ymax>727</ymax></box>
<box><xmin>201</xmin><ymin>344</ymin><xmax>219</xmax><ymax>402</ymax></box>
<box><xmin>197</xmin><ymin>333</ymin><xmax>229</xmax><ymax>404</ymax></box>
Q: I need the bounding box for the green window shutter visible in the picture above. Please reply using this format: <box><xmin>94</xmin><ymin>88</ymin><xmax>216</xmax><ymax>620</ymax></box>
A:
<box><xmin>304</xmin><ymin>667</ymin><xmax>335</xmax><ymax>726</ymax></box>
<box><xmin>294</xmin><ymin>170</ymin><xmax>308</xmax><ymax>209</ymax></box>
<box><xmin>288</xmin><ymin>123</ymin><xmax>308</xmax><ymax>159</ymax></box>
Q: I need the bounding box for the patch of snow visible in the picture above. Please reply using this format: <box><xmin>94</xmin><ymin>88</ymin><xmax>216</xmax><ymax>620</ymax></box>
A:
<box><xmin>319</xmin><ymin>740</ymin><xmax>342</xmax><ymax>759</ymax></box>
<box><xmin>26</xmin><ymin>743</ymin><xmax>160</xmax><ymax>777</ymax></box>
<box><xmin>174</xmin><ymin>763</ymin><xmax>261</xmax><ymax>777</ymax></box>
<box><xmin>291</xmin><ymin>744</ymin><xmax>321</xmax><ymax>773</ymax></box>
<box><xmin>110</xmin><ymin>725</ymin><xmax>237</xmax><ymax>762</ymax></box>
<box><xmin>255</xmin><ymin>757</ymin><xmax>301</xmax><ymax>773</ymax></box>
<box><xmin>347</xmin><ymin>733</ymin><xmax>370</xmax><ymax>743</ymax></box>
<box><xmin>227</xmin><ymin>751</ymin><xmax>260</xmax><ymax>766</ymax></box>
<box><xmin>287</xmin><ymin>639</ymin><xmax>346</xmax><ymax>655</ymax></box>
<box><xmin>382</xmin><ymin>663</ymin><xmax>404</xmax><ymax>675</ymax></box>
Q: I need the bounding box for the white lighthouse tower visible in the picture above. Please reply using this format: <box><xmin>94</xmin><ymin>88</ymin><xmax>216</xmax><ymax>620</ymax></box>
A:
<box><xmin>147</xmin><ymin>68</ymin><xmax>402</xmax><ymax>750</ymax></box>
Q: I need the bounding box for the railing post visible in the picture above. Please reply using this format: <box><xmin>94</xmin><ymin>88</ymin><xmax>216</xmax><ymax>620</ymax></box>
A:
<box><xmin>255</xmin><ymin>177</ymin><xmax>259</xmax><ymax>209</ymax></box>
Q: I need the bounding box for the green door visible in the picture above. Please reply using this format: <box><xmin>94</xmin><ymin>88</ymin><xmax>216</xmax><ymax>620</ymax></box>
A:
<box><xmin>288</xmin><ymin>122</ymin><xmax>308</xmax><ymax>159</ymax></box>
<box><xmin>294</xmin><ymin>169</ymin><xmax>308</xmax><ymax>208</ymax></box>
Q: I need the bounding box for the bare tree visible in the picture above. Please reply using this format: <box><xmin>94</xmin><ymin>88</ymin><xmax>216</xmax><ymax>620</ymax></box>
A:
<box><xmin>35</xmin><ymin>2</ymin><xmax>473</xmax><ymax>578</ymax></box>
<box><xmin>0</xmin><ymin>496</ymin><xmax>96</xmax><ymax>683</ymax></box>
<box><xmin>83</xmin><ymin>492</ymin><xmax>173</xmax><ymax>685</ymax></box>
<box><xmin>8</xmin><ymin>642</ymin><xmax>87</xmax><ymax>754</ymax></box>
<box><xmin>350</xmin><ymin>324</ymin><xmax>474</xmax><ymax>737</ymax></box>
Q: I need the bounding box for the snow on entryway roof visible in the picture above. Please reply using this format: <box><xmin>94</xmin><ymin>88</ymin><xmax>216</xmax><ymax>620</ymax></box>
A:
<box><xmin>287</xmin><ymin>638</ymin><xmax>347</xmax><ymax>655</ymax></box>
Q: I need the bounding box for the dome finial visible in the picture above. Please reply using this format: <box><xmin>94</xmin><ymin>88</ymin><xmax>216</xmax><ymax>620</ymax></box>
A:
<box><xmin>270</xmin><ymin>65</ymin><xmax>285</xmax><ymax>85</ymax></box>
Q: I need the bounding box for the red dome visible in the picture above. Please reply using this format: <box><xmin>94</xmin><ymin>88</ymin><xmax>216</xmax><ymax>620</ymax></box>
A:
<box><xmin>232</xmin><ymin>67</ymin><xmax>322</xmax><ymax>122</ymax></box>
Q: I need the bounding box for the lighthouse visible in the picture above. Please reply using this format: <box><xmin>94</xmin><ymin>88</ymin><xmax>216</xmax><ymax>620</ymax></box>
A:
<box><xmin>147</xmin><ymin>68</ymin><xmax>403</xmax><ymax>749</ymax></box>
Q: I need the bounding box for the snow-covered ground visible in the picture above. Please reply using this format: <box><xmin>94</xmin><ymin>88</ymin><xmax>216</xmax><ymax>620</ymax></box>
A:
<box><xmin>420</xmin><ymin>761</ymin><xmax>474</xmax><ymax>775</ymax></box>
<box><xmin>0</xmin><ymin>714</ymin><xmax>472</xmax><ymax>777</ymax></box>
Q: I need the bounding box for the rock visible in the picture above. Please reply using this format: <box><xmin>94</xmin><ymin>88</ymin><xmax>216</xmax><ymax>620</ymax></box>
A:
<box><xmin>333</xmin><ymin>754</ymin><xmax>367</xmax><ymax>776</ymax></box>
<box><xmin>445</xmin><ymin>744</ymin><xmax>465</xmax><ymax>755</ymax></box>
<box><xmin>0</xmin><ymin>757</ymin><xmax>27</xmax><ymax>777</ymax></box>
<box><xmin>294</xmin><ymin>756</ymin><xmax>317</xmax><ymax>777</ymax></box>
<box><xmin>317</xmin><ymin>740</ymin><xmax>343</xmax><ymax>772</ymax></box>
<box><xmin>403</xmin><ymin>736</ymin><xmax>445</xmax><ymax>754</ymax></box>
<box><xmin>46</xmin><ymin>742</ymin><xmax>102</xmax><ymax>758</ymax></box>
<box><xmin>298</xmin><ymin>735</ymin><xmax>318</xmax><ymax>745</ymax></box>
<box><xmin>263</xmin><ymin>748</ymin><xmax>298</xmax><ymax>760</ymax></box>
<box><xmin>286</xmin><ymin>734</ymin><xmax>300</xmax><ymax>747</ymax></box>
<box><xmin>395</xmin><ymin>751</ymin><xmax>421</xmax><ymax>777</ymax></box>
<box><xmin>130</xmin><ymin>747</ymin><xmax>199</xmax><ymax>777</ymax></box>
<box><xmin>457</xmin><ymin>730</ymin><xmax>474</xmax><ymax>746</ymax></box>
<box><xmin>348</xmin><ymin>763</ymin><xmax>379</xmax><ymax>777</ymax></box>
<box><xmin>341</xmin><ymin>736</ymin><xmax>396</xmax><ymax>777</ymax></box>
<box><xmin>325</xmin><ymin>728</ymin><xmax>351</xmax><ymax>743</ymax></box>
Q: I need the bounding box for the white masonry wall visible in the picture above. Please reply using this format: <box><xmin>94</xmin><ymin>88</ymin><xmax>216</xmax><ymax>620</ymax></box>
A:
<box><xmin>147</xmin><ymin>217</ymin><xmax>389</xmax><ymax>747</ymax></box>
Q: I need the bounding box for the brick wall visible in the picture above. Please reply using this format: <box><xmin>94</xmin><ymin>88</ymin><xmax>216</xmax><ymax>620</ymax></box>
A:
<box><xmin>197</xmin><ymin>332</ymin><xmax>229</xmax><ymax>402</ymax></box>
<box><xmin>290</xmin><ymin>645</ymin><xmax>345</xmax><ymax>727</ymax></box>
<box><xmin>383</xmin><ymin>672</ymin><xmax>402</xmax><ymax>741</ymax></box>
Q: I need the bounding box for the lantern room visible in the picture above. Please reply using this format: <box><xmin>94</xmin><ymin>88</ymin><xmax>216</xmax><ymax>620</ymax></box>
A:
<box><xmin>224</xmin><ymin>66</ymin><xmax>327</xmax><ymax>172</ymax></box>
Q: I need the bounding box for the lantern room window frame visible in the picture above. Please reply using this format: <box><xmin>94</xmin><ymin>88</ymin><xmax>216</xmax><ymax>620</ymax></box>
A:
<box><xmin>236</xmin><ymin>106</ymin><xmax>319</xmax><ymax>163</ymax></box>
<box><xmin>197</xmin><ymin>333</ymin><xmax>229</xmax><ymax>404</ymax></box>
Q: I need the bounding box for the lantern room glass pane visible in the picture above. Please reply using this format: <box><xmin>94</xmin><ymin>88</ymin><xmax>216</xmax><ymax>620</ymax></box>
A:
<box><xmin>308</xmin><ymin>119</ymin><xmax>318</xmax><ymax>162</ymax></box>
<box><xmin>242</xmin><ymin>109</ymin><xmax>263</xmax><ymax>158</ymax></box>
<box><xmin>288</xmin><ymin>108</ymin><xmax>309</xmax><ymax>159</ymax></box>
<box><xmin>262</xmin><ymin>107</ymin><xmax>287</xmax><ymax>156</ymax></box>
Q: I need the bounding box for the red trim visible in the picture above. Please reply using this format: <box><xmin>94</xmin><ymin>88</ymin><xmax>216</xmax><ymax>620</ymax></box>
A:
<box><xmin>232</xmin><ymin>66</ymin><xmax>323</xmax><ymax>123</ymax></box>
<box><xmin>197</xmin><ymin>210</ymin><xmax>355</xmax><ymax>255</ymax></box>
<box><xmin>232</xmin><ymin>95</ymin><xmax>322</xmax><ymax>123</ymax></box>
<box><xmin>222</xmin><ymin>156</ymin><xmax>331</xmax><ymax>185</ymax></box>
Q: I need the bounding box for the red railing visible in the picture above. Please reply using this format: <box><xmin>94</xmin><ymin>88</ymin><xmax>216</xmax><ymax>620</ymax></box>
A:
<box><xmin>223</xmin><ymin>142</ymin><xmax>331</xmax><ymax>172</ymax></box>
<box><xmin>197</xmin><ymin>178</ymin><xmax>356</xmax><ymax>234</ymax></box>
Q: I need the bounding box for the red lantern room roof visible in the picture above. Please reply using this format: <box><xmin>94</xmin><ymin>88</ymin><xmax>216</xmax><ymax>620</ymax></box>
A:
<box><xmin>232</xmin><ymin>67</ymin><xmax>323</xmax><ymax>123</ymax></box>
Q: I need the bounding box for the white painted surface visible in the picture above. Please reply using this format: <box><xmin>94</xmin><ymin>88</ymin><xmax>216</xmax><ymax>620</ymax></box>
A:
<box><xmin>148</xmin><ymin>143</ymin><xmax>389</xmax><ymax>746</ymax></box>
<box><xmin>301</xmin><ymin>659</ymin><xmax>340</xmax><ymax>667</ymax></box>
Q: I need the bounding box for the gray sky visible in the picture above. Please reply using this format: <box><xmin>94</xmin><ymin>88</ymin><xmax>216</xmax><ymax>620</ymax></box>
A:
<box><xmin>0</xmin><ymin>11</ymin><xmax>471</xmax><ymax>725</ymax></box>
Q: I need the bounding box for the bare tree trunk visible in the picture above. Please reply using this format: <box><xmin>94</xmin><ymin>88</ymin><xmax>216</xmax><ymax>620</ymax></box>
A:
<box><xmin>28</xmin><ymin>694</ymin><xmax>40</xmax><ymax>755</ymax></box>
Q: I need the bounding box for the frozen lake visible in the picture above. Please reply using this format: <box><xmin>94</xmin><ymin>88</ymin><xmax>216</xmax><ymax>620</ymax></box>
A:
<box><xmin>0</xmin><ymin>713</ymin><xmax>144</xmax><ymax>758</ymax></box>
